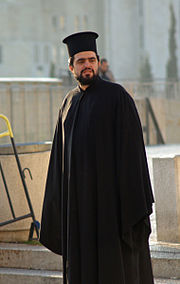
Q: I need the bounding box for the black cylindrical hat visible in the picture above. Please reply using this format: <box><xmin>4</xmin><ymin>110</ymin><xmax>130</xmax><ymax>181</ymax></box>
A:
<box><xmin>63</xmin><ymin>31</ymin><xmax>99</xmax><ymax>57</ymax></box>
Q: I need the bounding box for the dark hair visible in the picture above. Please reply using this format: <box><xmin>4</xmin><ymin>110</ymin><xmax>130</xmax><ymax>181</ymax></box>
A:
<box><xmin>100</xmin><ymin>58</ymin><xmax>108</xmax><ymax>64</ymax></box>
<box><xmin>68</xmin><ymin>54</ymin><xmax>100</xmax><ymax>67</ymax></box>
<box><xmin>68</xmin><ymin>56</ymin><xmax>75</xmax><ymax>67</ymax></box>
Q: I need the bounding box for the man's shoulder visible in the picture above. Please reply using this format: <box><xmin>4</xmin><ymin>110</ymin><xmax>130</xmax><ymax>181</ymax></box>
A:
<box><xmin>100</xmin><ymin>78</ymin><xmax>124</xmax><ymax>91</ymax></box>
<box><xmin>99</xmin><ymin>79</ymin><xmax>133</xmax><ymax>101</ymax></box>
<box><xmin>61</xmin><ymin>86</ymin><xmax>80</xmax><ymax>108</ymax></box>
<box><xmin>65</xmin><ymin>86</ymin><xmax>80</xmax><ymax>100</ymax></box>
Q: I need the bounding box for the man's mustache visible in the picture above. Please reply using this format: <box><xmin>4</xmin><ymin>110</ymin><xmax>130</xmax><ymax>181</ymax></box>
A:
<box><xmin>81</xmin><ymin>68</ymin><xmax>94</xmax><ymax>75</ymax></box>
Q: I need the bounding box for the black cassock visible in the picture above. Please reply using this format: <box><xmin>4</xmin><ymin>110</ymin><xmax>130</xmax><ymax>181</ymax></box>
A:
<box><xmin>40</xmin><ymin>77</ymin><xmax>154</xmax><ymax>284</ymax></box>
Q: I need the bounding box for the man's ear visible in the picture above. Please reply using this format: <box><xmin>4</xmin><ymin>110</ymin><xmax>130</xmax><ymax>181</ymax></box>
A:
<box><xmin>69</xmin><ymin>65</ymin><xmax>74</xmax><ymax>73</ymax></box>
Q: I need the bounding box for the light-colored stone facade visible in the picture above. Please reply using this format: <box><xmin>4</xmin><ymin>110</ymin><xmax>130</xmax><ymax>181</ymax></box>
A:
<box><xmin>105</xmin><ymin>0</ymin><xmax>180</xmax><ymax>81</ymax></box>
<box><xmin>0</xmin><ymin>79</ymin><xmax>180</xmax><ymax>145</ymax></box>
<box><xmin>143</xmin><ymin>0</ymin><xmax>180</xmax><ymax>81</ymax></box>
<box><xmin>0</xmin><ymin>0</ymin><xmax>180</xmax><ymax>81</ymax></box>
<box><xmin>0</xmin><ymin>0</ymin><xmax>105</xmax><ymax>78</ymax></box>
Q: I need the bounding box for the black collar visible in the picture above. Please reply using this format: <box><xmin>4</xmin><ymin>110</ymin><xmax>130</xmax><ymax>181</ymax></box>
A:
<box><xmin>77</xmin><ymin>76</ymin><xmax>102</xmax><ymax>93</ymax></box>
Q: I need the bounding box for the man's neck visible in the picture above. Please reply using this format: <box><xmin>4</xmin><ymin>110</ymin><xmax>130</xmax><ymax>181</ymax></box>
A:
<box><xmin>78</xmin><ymin>75</ymin><xmax>99</xmax><ymax>91</ymax></box>
<box><xmin>79</xmin><ymin>84</ymin><xmax>89</xmax><ymax>91</ymax></box>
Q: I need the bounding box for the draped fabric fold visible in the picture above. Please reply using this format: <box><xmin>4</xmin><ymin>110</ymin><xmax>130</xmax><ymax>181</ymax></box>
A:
<box><xmin>40</xmin><ymin>77</ymin><xmax>154</xmax><ymax>284</ymax></box>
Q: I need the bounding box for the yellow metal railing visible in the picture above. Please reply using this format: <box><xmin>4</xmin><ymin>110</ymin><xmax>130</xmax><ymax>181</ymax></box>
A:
<box><xmin>0</xmin><ymin>114</ymin><xmax>39</xmax><ymax>240</ymax></box>
<box><xmin>0</xmin><ymin>114</ymin><xmax>14</xmax><ymax>138</ymax></box>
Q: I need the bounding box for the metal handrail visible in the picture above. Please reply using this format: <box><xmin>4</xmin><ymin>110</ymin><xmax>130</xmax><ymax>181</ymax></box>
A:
<box><xmin>144</xmin><ymin>98</ymin><xmax>165</xmax><ymax>145</ymax></box>
<box><xmin>0</xmin><ymin>114</ymin><xmax>40</xmax><ymax>240</ymax></box>
<box><xmin>0</xmin><ymin>114</ymin><xmax>14</xmax><ymax>138</ymax></box>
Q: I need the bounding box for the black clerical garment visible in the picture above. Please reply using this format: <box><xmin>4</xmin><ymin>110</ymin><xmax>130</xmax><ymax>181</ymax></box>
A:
<box><xmin>40</xmin><ymin>77</ymin><xmax>154</xmax><ymax>284</ymax></box>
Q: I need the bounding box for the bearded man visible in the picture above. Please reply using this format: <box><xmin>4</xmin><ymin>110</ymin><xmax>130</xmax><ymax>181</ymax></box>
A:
<box><xmin>40</xmin><ymin>31</ymin><xmax>154</xmax><ymax>284</ymax></box>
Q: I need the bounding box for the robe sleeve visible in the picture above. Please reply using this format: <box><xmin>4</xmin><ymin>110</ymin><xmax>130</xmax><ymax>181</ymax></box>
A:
<box><xmin>40</xmin><ymin>110</ymin><xmax>63</xmax><ymax>255</ymax></box>
<box><xmin>115</xmin><ymin>88</ymin><xmax>154</xmax><ymax>245</ymax></box>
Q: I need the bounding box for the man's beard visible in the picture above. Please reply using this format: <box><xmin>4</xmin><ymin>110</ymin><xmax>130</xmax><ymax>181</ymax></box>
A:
<box><xmin>75</xmin><ymin>68</ymin><xmax>98</xmax><ymax>86</ymax></box>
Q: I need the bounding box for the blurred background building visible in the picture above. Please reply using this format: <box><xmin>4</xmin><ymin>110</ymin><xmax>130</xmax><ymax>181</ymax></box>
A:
<box><xmin>0</xmin><ymin>0</ymin><xmax>179</xmax><ymax>82</ymax></box>
<box><xmin>0</xmin><ymin>0</ymin><xmax>180</xmax><ymax>145</ymax></box>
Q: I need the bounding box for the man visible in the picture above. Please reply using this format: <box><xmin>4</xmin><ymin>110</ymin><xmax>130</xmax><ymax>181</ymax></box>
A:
<box><xmin>40</xmin><ymin>31</ymin><xmax>154</xmax><ymax>284</ymax></box>
<box><xmin>99</xmin><ymin>58</ymin><xmax>115</xmax><ymax>82</ymax></box>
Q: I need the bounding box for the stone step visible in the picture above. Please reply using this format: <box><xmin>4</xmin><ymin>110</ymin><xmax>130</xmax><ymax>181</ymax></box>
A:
<box><xmin>0</xmin><ymin>243</ymin><xmax>62</xmax><ymax>271</ymax></box>
<box><xmin>0</xmin><ymin>242</ymin><xmax>180</xmax><ymax>282</ymax></box>
<box><xmin>0</xmin><ymin>268</ymin><xmax>63</xmax><ymax>284</ymax></box>
<box><xmin>155</xmin><ymin>278</ymin><xmax>180</xmax><ymax>284</ymax></box>
<box><xmin>0</xmin><ymin>268</ymin><xmax>179</xmax><ymax>284</ymax></box>
<box><xmin>150</xmin><ymin>241</ymin><xmax>180</xmax><ymax>279</ymax></box>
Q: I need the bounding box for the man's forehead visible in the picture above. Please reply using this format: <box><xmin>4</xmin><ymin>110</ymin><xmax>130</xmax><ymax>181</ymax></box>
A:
<box><xmin>74</xmin><ymin>51</ymin><xmax>97</xmax><ymax>60</ymax></box>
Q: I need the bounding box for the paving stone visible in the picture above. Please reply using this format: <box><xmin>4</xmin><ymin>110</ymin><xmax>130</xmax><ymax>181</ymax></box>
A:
<box><xmin>0</xmin><ymin>268</ymin><xmax>63</xmax><ymax>284</ymax></box>
<box><xmin>150</xmin><ymin>242</ymin><xmax>180</xmax><ymax>279</ymax></box>
<box><xmin>154</xmin><ymin>278</ymin><xmax>180</xmax><ymax>284</ymax></box>
<box><xmin>0</xmin><ymin>243</ymin><xmax>62</xmax><ymax>271</ymax></box>
<box><xmin>1</xmin><ymin>241</ymin><xmax>180</xmax><ymax>283</ymax></box>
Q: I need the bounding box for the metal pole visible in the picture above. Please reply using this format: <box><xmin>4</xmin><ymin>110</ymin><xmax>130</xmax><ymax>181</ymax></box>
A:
<box><xmin>0</xmin><ymin>162</ymin><xmax>16</xmax><ymax>219</ymax></box>
<box><xmin>0</xmin><ymin>213</ymin><xmax>32</xmax><ymax>227</ymax></box>
<box><xmin>146</xmin><ymin>98</ymin><xmax>165</xmax><ymax>144</ymax></box>
<box><xmin>10</xmin><ymin>137</ymin><xmax>39</xmax><ymax>238</ymax></box>
<box><xmin>49</xmin><ymin>85</ymin><xmax>53</xmax><ymax>139</ymax></box>
<box><xmin>0</xmin><ymin>114</ymin><xmax>39</xmax><ymax>239</ymax></box>
<box><xmin>145</xmin><ymin>98</ymin><xmax>150</xmax><ymax>145</ymax></box>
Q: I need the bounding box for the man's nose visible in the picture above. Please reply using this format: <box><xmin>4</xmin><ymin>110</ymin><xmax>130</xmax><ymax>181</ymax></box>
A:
<box><xmin>84</xmin><ymin>60</ymin><xmax>91</xmax><ymax>67</ymax></box>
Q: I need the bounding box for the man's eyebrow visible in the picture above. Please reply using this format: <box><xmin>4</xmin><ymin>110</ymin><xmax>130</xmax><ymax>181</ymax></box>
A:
<box><xmin>76</xmin><ymin>56</ymin><xmax>96</xmax><ymax>61</ymax></box>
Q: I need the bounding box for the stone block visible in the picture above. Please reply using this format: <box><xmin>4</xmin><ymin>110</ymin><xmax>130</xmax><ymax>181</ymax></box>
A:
<box><xmin>150</xmin><ymin>242</ymin><xmax>180</xmax><ymax>279</ymax></box>
<box><xmin>0</xmin><ymin>268</ymin><xmax>63</xmax><ymax>284</ymax></box>
<box><xmin>147</xmin><ymin>145</ymin><xmax>180</xmax><ymax>243</ymax></box>
<box><xmin>0</xmin><ymin>243</ymin><xmax>62</xmax><ymax>271</ymax></box>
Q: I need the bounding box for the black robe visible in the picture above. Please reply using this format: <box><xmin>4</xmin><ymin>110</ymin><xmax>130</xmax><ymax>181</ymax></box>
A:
<box><xmin>40</xmin><ymin>77</ymin><xmax>154</xmax><ymax>284</ymax></box>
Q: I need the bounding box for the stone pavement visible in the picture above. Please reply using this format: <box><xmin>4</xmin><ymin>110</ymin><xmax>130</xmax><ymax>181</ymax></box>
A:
<box><xmin>146</xmin><ymin>144</ymin><xmax>180</xmax><ymax>157</ymax></box>
<box><xmin>0</xmin><ymin>241</ymin><xmax>180</xmax><ymax>283</ymax></box>
<box><xmin>150</xmin><ymin>241</ymin><xmax>180</xmax><ymax>281</ymax></box>
<box><xmin>155</xmin><ymin>279</ymin><xmax>180</xmax><ymax>283</ymax></box>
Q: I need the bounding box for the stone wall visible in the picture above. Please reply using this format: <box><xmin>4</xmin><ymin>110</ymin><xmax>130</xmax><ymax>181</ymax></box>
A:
<box><xmin>1</xmin><ymin>80</ymin><xmax>180</xmax><ymax>145</ymax></box>
<box><xmin>0</xmin><ymin>79</ymin><xmax>66</xmax><ymax>144</ymax></box>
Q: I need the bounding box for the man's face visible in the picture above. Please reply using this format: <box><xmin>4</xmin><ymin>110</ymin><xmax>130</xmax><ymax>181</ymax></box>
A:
<box><xmin>69</xmin><ymin>51</ymin><xmax>100</xmax><ymax>86</ymax></box>
<box><xmin>101</xmin><ymin>61</ymin><xmax>108</xmax><ymax>73</ymax></box>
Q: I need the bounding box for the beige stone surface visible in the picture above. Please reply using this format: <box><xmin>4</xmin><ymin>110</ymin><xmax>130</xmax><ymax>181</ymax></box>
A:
<box><xmin>1</xmin><ymin>81</ymin><xmax>180</xmax><ymax>145</ymax></box>
<box><xmin>0</xmin><ymin>231</ymin><xmax>29</xmax><ymax>242</ymax></box>
<box><xmin>175</xmin><ymin>156</ymin><xmax>180</xmax><ymax>241</ymax></box>
<box><xmin>0</xmin><ymin>150</ymin><xmax>50</xmax><ymax>241</ymax></box>
<box><xmin>150</xmin><ymin>155</ymin><xmax>180</xmax><ymax>243</ymax></box>
<box><xmin>0</xmin><ymin>81</ymin><xmax>64</xmax><ymax>144</ymax></box>
<box><xmin>0</xmin><ymin>242</ymin><xmax>62</xmax><ymax>271</ymax></box>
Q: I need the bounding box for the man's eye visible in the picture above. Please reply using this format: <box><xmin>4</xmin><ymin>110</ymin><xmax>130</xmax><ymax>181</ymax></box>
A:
<box><xmin>89</xmin><ymin>58</ymin><xmax>96</xmax><ymax>62</ymax></box>
<box><xmin>78</xmin><ymin>60</ymin><xmax>85</xmax><ymax>64</ymax></box>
